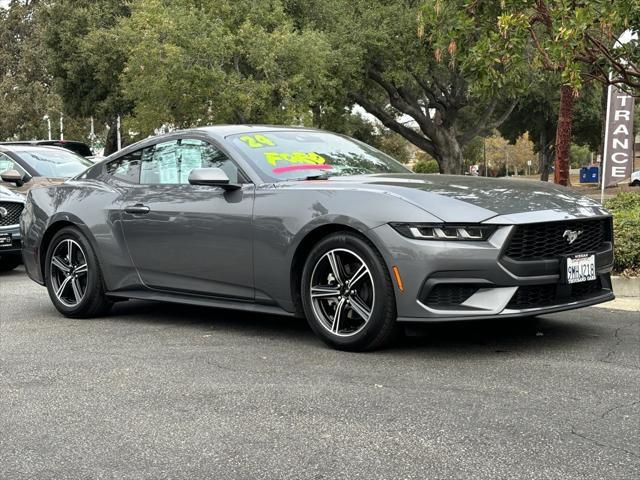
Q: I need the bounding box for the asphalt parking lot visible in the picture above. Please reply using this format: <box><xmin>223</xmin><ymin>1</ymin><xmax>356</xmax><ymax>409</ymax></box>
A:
<box><xmin>1</xmin><ymin>266</ymin><xmax>639</xmax><ymax>479</ymax></box>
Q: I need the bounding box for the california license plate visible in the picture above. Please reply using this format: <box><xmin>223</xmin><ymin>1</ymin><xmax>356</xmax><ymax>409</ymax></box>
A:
<box><xmin>565</xmin><ymin>253</ymin><xmax>596</xmax><ymax>284</ymax></box>
<box><xmin>0</xmin><ymin>233</ymin><xmax>11</xmax><ymax>247</ymax></box>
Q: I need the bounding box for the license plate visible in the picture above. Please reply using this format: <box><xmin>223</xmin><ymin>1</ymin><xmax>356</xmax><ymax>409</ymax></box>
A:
<box><xmin>565</xmin><ymin>253</ymin><xmax>596</xmax><ymax>284</ymax></box>
<box><xmin>0</xmin><ymin>233</ymin><xmax>11</xmax><ymax>247</ymax></box>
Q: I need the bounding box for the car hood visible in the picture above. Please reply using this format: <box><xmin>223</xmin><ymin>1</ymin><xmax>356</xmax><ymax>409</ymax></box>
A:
<box><xmin>290</xmin><ymin>173</ymin><xmax>609</xmax><ymax>223</ymax></box>
<box><xmin>0</xmin><ymin>184</ymin><xmax>26</xmax><ymax>202</ymax></box>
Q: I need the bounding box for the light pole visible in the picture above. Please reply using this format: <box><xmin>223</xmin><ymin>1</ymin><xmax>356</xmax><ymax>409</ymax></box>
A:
<box><xmin>483</xmin><ymin>137</ymin><xmax>487</xmax><ymax>176</ymax></box>
<box><xmin>116</xmin><ymin>115</ymin><xmax>122</xmax><ymax>150</ymax></box>
<box><xmin>43</xmin><ymin>115</ymin><xmax>52</xmax><ymax>141</ymax></box>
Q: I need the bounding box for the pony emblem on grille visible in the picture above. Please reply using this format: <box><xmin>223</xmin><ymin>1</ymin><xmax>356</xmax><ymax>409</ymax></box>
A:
<box><xmin>563</xmin><ymin>229</ymin><xmax>583</xmax><ymax>244</ymax></box>
<box><xmin>0</xmin><ymin>207</ymin><xmax>8</xmax><ymax>218</ymax></box>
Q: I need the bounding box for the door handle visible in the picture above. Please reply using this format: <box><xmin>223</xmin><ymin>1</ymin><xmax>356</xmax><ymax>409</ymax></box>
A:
<box><xmin>124</xmin><ymin>204</ymin><xmax>150</xmax><ymax>214</ymax></box>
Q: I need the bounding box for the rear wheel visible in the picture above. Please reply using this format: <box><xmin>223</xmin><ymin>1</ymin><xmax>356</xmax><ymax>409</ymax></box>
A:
<box><xmin>301</xmin><ymin>232</ymin><xmax>397</xmax><ymax>351</ymax></box>
<box><xmin>0</xmin><ymin>255</ymin><xmax>21</xmax><ymax>272</ymax></box>
<box><xmin>44</xmin><ymin>227</ymin><xmax>112</xmax><ymax>318</ymax></box>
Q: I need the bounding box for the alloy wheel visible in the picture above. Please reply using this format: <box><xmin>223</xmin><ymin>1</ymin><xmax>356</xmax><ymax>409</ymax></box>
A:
<box><xmin>309</xmin><ymin>248</ymin><xmax>375</xmax><ymax>337</ymax></box>
<box><xmin>50</xmin><ymin>239</ymin><xmax>88</xmax><ymax>307</ymax></box>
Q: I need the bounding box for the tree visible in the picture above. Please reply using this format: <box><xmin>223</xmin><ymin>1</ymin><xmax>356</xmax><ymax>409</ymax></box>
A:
<box><xmin>490</xmin><ymin>1</ymin><xmax>640</xmax><ymax>185</ymax></box>
<box><xmin>42</xmin><ymin>0</ymin><xmax>131</xmax><ymax>154</ymax></box>
<box><xmin>116</xmin><ymin>0</ymin><xmax>332</xmax><ymax>137</ymax></box>
<box><xmin>499</xmin><ymin>78</ymin><xmax>604</xmax><ymax>180</ymax></box>
<box><xmin>483</xmin><ymin>132</ymin><xmax>537</xmax><ymax>176</ymax></box>
<box><xmin>0</xmin><ymin>0</ymin><xmax>57</xmax><ymax>140</ymax></box>
<box><xmin>287</xmin><ymin>0</ymin><xmax>524</xmax><ymax>174</ymax></box>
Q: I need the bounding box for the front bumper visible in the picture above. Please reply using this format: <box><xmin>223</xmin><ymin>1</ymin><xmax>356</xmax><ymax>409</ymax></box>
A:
<box><xmin>0</xmin><ymin>224</ymin><xmax>22</xmax><ymax>257</ymax></box>
<box><xmin>370</xmin><ymin>221</ymin><xmax>614</xmax><ymax>322</ymax></box>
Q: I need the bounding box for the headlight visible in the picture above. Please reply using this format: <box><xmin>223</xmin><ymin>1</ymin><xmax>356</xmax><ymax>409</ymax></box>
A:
<box><xmin>390</xmin><ymin>223</ymin><xmax>496</xmax><ymax>241</ymax></box>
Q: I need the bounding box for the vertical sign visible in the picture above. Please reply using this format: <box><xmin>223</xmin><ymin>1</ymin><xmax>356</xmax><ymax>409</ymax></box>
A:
<box><xmin>601</xmin><ymin>85</ymin><xmax>635</xmax><ymax>193</ymax></box>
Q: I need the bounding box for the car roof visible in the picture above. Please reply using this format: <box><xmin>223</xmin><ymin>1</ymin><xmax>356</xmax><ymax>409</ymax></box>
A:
<box><xmin>0</xmin><ymin>144</ymin><xmax>74</xmax><ymax>154</ymax></box>
<box><xmin>0</xmin><ymin>140</ymin><xmax>89</xmax><ymax>146</ymax></box>
<box><xmin>186</xmin><ymin>124</ymin><xmax>321</xmax><ymax>140</ymax></box>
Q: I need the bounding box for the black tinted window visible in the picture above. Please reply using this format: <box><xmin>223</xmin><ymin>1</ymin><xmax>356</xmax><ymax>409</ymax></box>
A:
<box><xmin>47</xmin><ymin>142</ymin><xmax>93</xmax><ymax>157</ymax></box>
<box><xmin>106</xmin><ymin>149</ymin><xmax>147</xmax><ymax>183</ymax></box>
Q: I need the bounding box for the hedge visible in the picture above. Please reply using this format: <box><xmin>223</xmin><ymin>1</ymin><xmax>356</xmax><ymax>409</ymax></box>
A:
<box><xmin>604</xmin><ymin>192</ymin><xmax>640</xmax><ymax>276</ymax></box>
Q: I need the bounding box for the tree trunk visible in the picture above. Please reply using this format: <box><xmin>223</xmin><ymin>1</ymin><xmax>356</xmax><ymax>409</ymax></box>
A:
<box><xmin>539</xmin><ymin>130</ymin><xmax>555</xmax><ymax>182</ymax></box>
<box><xmin>598</xmin><ymin>81</ymin><xmax>608</xmax><ymax>160</ymax></box>
<box><xmin>539</xmin><ymin>130</ymin><xmax>547</xmax><ymax>181</ymax></box>
<box><xmin>541</xmin><ymin>148</ymin><xmax>555</xmax><ymax>182</ymax></box>
<box><xmin>554</xmin><ymin>85</ymin><xmax>574</xmax><ymax>186</ymax></box>
<box><xmin>433</xmin><ymin>127</ymin><xmax>464</xmax><ymax>174</ymax></box>
<box><xmin>103</xmin><ymin>119</ymin><xmax>118</xmax><ymax>156</ymax></box>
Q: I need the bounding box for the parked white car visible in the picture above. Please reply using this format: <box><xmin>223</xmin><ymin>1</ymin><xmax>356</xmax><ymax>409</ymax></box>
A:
<box><xmin>630</xmin><ymin>170</ymin><xmax>640</xmax><ymax>187</ymax></box>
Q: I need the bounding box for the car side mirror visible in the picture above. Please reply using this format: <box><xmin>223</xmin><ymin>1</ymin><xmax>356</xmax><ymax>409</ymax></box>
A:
<box><xmin>188</xmin><ymin>168</ymin><xmax>240</xmax><ymax>190</ymax></box>
<box><xmin>1</xmin><ymin>169</ymin><xmax>24</xmax><ymax>187</ymax></box>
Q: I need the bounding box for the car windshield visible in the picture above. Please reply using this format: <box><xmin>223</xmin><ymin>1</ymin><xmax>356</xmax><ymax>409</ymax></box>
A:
<box><xmin>14</xmin><ymin>149</ymin><xmax>93</xmax><ymax>178</ymax></box>
<box><xmin>228</xmin><ymin>130</ymin><xmax>411</xmax><ymax>181</ymax></box>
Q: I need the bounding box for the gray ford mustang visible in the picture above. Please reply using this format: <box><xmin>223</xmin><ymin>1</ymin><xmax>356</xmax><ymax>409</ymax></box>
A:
<box><xmin>21</xmin><ymin>125</ymin><xmax>614</xmax><ymax>350</ymax></box>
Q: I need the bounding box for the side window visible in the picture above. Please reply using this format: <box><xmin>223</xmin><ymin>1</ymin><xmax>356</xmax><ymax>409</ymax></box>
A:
<box><xmin>106</xmin><ymin>148</ymin><xmax>147</xmax><ymax>183</ymax></box>
<box><xmin>141</xmin><ymin>140</ymin><xmax>179</xmax><ymax>184</ymax></box>
<box><xmin>139</xmin><ymin>139</ymin><xmax>239</xmax><ymax>185</ymax></box>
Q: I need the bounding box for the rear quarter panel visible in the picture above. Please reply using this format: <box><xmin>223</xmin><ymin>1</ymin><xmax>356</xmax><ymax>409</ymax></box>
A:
<box><xmin>22</xmin><ymin>180</ymin><xmax>139</xmax><ymax>290</ymax></box>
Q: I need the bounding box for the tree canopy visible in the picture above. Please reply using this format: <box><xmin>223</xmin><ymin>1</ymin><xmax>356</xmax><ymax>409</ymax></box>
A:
<box><xmin>1</xmin><ymin>0</ymin><xmax>638</xmax><ymax>175</ymax></box>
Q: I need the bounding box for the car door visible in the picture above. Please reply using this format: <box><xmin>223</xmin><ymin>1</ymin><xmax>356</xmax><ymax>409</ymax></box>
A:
<box><xmin>115</xmin><ymin>138</ymin><xmax>255</xmax><ymax>299</ymax></box>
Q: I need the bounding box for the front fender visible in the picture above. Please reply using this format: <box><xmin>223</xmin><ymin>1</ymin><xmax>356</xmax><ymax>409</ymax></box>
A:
<box><xmin>252</xmin><ymin>185</ymin><xmax>438</xmax><ymax>311</ymax></box>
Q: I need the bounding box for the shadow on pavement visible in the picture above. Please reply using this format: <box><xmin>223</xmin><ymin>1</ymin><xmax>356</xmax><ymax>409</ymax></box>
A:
<box><xmin>101</xmin><ymin>298</ymin><xmax>601</xmax><ymax>356</ymax></box>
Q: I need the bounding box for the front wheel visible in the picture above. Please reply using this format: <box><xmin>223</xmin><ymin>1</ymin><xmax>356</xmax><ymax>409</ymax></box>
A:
<box><xmin>44</xmin><ymin>227</ymin><xmax>112</xmax><ymax>318</ymax></box>
<box><xmin>301</xmin><ymin>232</ymin><xmax>397</xmax><ymax>351</ymax></box>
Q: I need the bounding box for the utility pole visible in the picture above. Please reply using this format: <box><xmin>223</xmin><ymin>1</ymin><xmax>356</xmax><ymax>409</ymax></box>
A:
<box><xmin>43</xmin><ymin>115</ymin><xmax>51</xmax><ymax>141</ymax></box>
<box><xmin>505</xmin><ymin>146</ymin><xmax>510</xmax><ymax>177</ymax></box>
<box><xmin>90</xmin><ymin>117</ymin><xmax>95</xmax><ymax>151</ymax></box>
<box><xmin>483</xmin><ymin>137</ymin><xmax>487</xmax><ymax>176</ymax></box>
<box><xmin>116</xmin><ymin>115</ymin><xmax>122</xmax><ymax>150</ymax></box>
<box><xmin>59</xmin><ymin>113</ymin><xmax>64</xmax><ymax>141</ymax></box>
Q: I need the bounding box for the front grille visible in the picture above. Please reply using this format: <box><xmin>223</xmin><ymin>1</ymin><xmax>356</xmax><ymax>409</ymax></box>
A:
<box><xmin>424</xmin><ymin>284</ymin><xmax>479</xmax><ymax>307</ymax></box>
<box><xmin>0</xmin><ymin>201</ymin><xmax>23</xmax><ymax>227</ymax></box>
<box><xmin>505</xmin><ymin>219</ymin><xmax>610</xmax><ymax>260</ymax></box>
<box><xmin>507</xmin><ymin>278</ymin><xmax>603</xmax><ymax>310</ymax></box>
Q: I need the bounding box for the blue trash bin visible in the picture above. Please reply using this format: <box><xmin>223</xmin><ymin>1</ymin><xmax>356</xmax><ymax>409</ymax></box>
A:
<box><xmin>579</xmin><ymin>166</ymin><xmax>599</xmax><ymax>183</ymax></box>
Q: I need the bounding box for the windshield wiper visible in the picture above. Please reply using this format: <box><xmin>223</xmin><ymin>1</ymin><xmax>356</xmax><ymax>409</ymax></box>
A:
<box><xmin>288</xmin><ymin>174</ymin><xmax>330</xmax><ymax>181</ymax></box>
<box><xmin>304</xmin><ymin>174</ymin><xmax>329</xmax><ymax>180</ymax></box>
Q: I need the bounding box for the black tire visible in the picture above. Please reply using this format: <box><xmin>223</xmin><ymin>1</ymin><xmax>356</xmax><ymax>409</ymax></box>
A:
<box><xmin>44</xmin><ymin>227</ymin><xmax>112</xmax><ymax>318</ymax></box>
<box><xmin>631</xmin><ymin>180</ymin><xmax>640</xmax><ymax>187</ymax></box>
<box><xmin>301</xmin><ymin>232</ymin><xmax>397</xmax><ymax>351</ymax></box>
<box><xmin>0</xmin><ymin>255</ymin><xmax>21</xmax><ymax>272</ymax></box>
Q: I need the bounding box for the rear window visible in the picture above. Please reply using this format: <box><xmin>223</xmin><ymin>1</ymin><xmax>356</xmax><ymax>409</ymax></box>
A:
<box><xmin>47</xmin><ymin>142</ymin><xmax>93</xmax><ymax>157</ymax></box>
<box><xmin>14</xmin><ymin>149</ymin><xmax>93</xmax><ymax>178</ymax></box>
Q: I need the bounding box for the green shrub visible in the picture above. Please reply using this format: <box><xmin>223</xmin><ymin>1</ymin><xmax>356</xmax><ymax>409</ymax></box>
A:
<box><xmin>604</xmin><ymin>192</ymin><xmax>640</xmax><ymax>275</ymax></box>
<box><xmin>413</xmin><ymin>159</ymin><xmax>440</xmax><ymax>173</ymax></box>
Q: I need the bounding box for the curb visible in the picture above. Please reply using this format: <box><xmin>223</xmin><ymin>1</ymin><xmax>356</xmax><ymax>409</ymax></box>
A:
<box><xmin>612</xmin><ymin>276</ymin><xmax>640</xmax><ymax>298</ymax></box>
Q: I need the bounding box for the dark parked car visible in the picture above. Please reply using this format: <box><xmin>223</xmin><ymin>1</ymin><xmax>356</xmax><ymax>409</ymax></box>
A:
<box><xmin>0</xmin><ymin>145</ymin><xmax>93</xmax><ymax>193</ymax></box>
<box><xmin>21</xmin><ymin>126</ymin><xmax>615</xmax><ymax>350</ymax></box>
<box><xmin>0</xmin><ymin>140</ymin><xmax>93</xmax><ymax>157</ymax></box>
<box><xmin>0</xmin><ymin>185</ymin><xmax>25</xmax><ymax>271</ymax></box>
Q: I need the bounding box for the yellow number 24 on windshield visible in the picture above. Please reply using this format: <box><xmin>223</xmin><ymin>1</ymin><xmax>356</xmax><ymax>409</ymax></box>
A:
<box><xmin>239</xmin><ymin>134</ymin><xmax>276</xmax><ymax>148</ymax></box>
